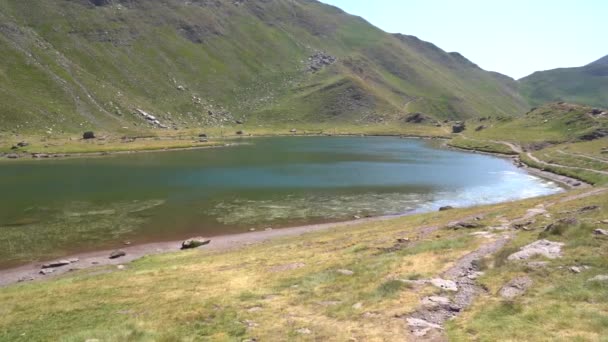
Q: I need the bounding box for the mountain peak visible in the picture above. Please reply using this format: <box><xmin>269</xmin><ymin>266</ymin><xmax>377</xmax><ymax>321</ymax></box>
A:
<box><xmin>587</xmin><ymin>55</ymin><xmax>608</xmax><ymax>66</ymax></box>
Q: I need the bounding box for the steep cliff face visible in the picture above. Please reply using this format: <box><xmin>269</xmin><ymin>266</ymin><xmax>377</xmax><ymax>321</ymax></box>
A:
<box><xmin>0</xmin><ymin>0</ymin><xmax>527</xmax><ymax>133</ymax></box>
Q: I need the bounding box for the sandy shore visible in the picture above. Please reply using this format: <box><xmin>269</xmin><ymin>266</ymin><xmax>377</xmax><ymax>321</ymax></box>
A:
<box><xmin>0</xmin><ymin>214</ymin><xmax>402</xmax><ymax>287</ymax></box>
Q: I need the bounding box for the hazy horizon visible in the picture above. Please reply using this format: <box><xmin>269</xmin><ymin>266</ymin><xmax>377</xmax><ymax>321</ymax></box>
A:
<box><xmin>320</xmin><ymin>0</ymin><xmax>606</xmax><ymax>79</ymax></box>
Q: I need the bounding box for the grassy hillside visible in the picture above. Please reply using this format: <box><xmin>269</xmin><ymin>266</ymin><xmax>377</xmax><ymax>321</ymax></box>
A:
<box><xmin>520</xmin><ymin>54</ymin><xmax>608</xmax><ymax>108</ymax></box>
<box><xmin>0</xmin><ymin>0</ymin><xmax>527</xmax><ymax>134</ymax></box>
<box><xmin>449</xmin><ymin>102</ymin><xmax>608</xmax><ymax>185</ymax></box>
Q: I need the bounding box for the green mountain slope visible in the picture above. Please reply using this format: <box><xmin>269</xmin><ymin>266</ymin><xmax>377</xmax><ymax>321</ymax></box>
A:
<box><xmin>0</xmin><ymin>0</ymin><xmax>527</xmax><ymax>133</ymax></box>
<box><xmin>520</xmin><ymin>54</ymin><xmax>608</xmax><ymax>108</ymax></box>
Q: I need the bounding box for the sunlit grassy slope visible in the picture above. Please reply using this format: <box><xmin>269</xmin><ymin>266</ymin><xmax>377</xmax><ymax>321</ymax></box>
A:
<box><xmin>520</xmin><ymin>55</ymin><xmax>608</xmax><ymax>108</ymax></box>
<box><xmin>0</xmin><ymin>0</ymin><xmax>527</xmax><ymax>134</ymax></box>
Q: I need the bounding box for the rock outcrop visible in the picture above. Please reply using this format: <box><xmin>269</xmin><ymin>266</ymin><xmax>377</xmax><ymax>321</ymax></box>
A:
<box><xmin>508</xmin><ymin>239</ymin><xmax>564</xmax><ymax>261</ymax></box>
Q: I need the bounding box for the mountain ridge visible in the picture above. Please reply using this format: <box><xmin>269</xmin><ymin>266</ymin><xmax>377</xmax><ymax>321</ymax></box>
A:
<box><xmin>0</xmin><ymin>0</ymin><xmax>527</xmax><ymax>134</ymax></box>
<box><xmin>520</xmin><ymin>54</ymin><xmax>608</xmax><ymax>108</ymax></box>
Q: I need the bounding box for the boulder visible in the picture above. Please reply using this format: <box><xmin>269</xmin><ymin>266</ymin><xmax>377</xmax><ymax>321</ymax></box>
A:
<box><xmin>421</xmin><ymin>296</ymin><xmax>451</xmax><ymax>308</ymax></box>
<box><xmin>439</xmin><ymin>206</ymin><xmax>454</xmax><ymax>211</ymax></box>
<box><xmin>475</xmin><ymin>125</ymin><xmax>486</xmax><ymax>132</ymax></box>
<box><xmin>236</xmin><ymin>130</ymin><xmax>244</xmax><ymax>135</ymax></box>
<box><xmin>594</xmin><ymin>229</ymin><xmax>608</xmax><ymax>236</ymax></box>
<box><xmin>16</xmin><ymin>141</ymin><xmax>28</xmax><ymax>147</ymax></box>
<box><xmin>236</xmin><ymin>120</ymin><xmax>244</xmax><ymax>125</ymax></box>
<box><xmin>499</xmin><ymin>276</ymin><xmax>533</xmax><ymax>299</ymax></box>
<box><xmin>448</xmin><ymin>220</ymin><xmax>481</xmax><ymax>229</ymax></box>
<box><xmin>83</xmin><ymin>131</ymin><xmax>96</xmax><ymax>140</ymax></box>
<box><xmin>6</xmin><ymin>153</ymin><xmax>19</xmax><ymax>159</ymax></box>
<box><xmin>543</xmin><ymin>217</ymin><xmax>578</xmax><ymax>233</ymax></box>
<box><xmin>430</xmin><ymin>278</ymin><xmax>458</xmax><ymax>291</ymax></box>
<box><xmin>42</xmin><ymin>260</ymin><xmax>71</xmax><ymax>269</ymax></box>
<box><xmin>290</xmin><ymin>129</ymin><xmax>297</xmax><ymax>133</ymax></box>
<box><xmin>588</xmin><ymin>275</ymin><xmax>608</xmax><ymax>282</ymax></box>
<box><xmin>508</xmin><ymin>239</ymin><xmax>564</xmax><ymax>261</ymax></box>
<box><xmin>181</xmin><ymin>237</ymin><xmax>211</xmax><ymax>250</ymax></box>
<box><xmin>109</xmin><ymin>250</ymin><xmax>126</xmax><ymax>259</ymax></box>
<box><xmin>198</xmin><ymin>133</ymin><xmax>207</xmax><ymax>138</ymax></box>
<box><xmin>452</xmin><ymin>122</ymin><xmax>466</xmax><ymax>133</ymax></box>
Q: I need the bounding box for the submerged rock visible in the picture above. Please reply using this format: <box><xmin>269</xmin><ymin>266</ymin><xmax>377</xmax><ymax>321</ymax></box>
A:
<box><xmin>181</xmin><ymin>237</ymin><xmax>211</xmax><ymax>250</ymax></box>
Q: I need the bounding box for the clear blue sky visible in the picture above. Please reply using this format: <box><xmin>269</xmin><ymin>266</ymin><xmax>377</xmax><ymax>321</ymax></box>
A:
<box><xmin>320</xmin><ymin>0</ymin><xmax>607</xmax><ymax>79</ymax></box>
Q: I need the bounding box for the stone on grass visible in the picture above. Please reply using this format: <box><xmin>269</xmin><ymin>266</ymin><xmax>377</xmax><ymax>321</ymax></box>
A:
<box><xmin>336</xmin><ymin>269</ymin><xmax>354</xmax><ymax>276</ymax></box>
<box><xmin>452</xmin><ymin>122</ymin><xmax>466</xmax><ymax>133</ymax></box>
<box><xmin>499</xmin><ymin>276</ymin><xmax>533</xmax><ymax>299</ymax></box>
<box><xmin>507</xmin><ymin>239</ymin><xmax>564</xmax><ymax>261</ymax></box>
<box><xmin>430</xmin><ymin>278</ymin><xmax>458</xmax><ymax>292</ymax></box>
<box><xmin>570</xmin><ymin>266</ymin><xmax>582</xmax><ymax>274</ymax></box>
<box><xmin>421</xmin><ymin>296</ymin><xmax>451</xmax><ymax>308</ymax></box>
<box><xmin>439</xmin><ymin>206</ymin><xmax>454</xmax><ymax>211</ymax></box>
<box><xmin>296</xmin><ymin>328</ymin><xmax>311</xmax><ymax>335</ymax></box>
<box><xmin>406</xmin><ymin>317</ymin><xmax>442</xmax><ymax>337</ymax></box>
<box><xmin>594</xmin><ymin>229</ymin><xmax>608</xmax><ymax>236</ymax></box>
<box><xmin>181</xmin><ymin>237</ymin><xmax>211</xmax><ymax>250</ymax></box>
<box><xmin>83</xmin><ymin>131</ymin><xmax>95</xmax><ymax>140</ymax></box>
<box><xmin>588</xmin><ymin>275</ymin><xmax>608</xmax><ymax>282</ymax></box>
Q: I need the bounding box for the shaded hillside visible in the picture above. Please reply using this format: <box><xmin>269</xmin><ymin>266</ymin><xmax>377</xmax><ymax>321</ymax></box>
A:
<box><xmin>0</xmin><ymin>0</ymin><xmax>527</xmax><ymax>133</ymax></box>
<box><xmin>520</xmin><ymin>54</ymin><xmax>608</xmax><ymax>108</ymax></box>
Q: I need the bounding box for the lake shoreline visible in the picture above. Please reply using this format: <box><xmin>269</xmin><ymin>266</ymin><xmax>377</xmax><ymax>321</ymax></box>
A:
<box><xmin>2</xmin><ymin>133</ymin><xmax>589</xmax><ymax>191</ymax></box>
<box><xmin>0</xmin><ymin>135</ymin><xmax>584</xmax><ymax>287</ymax></box>
<box><xmin>0</xmin><ymin>213</ymin><xmax>406</xmax><ymax>287</ymax></box>
<box><xmin>0</xmin><ymin>132</ymin><xmax>448</xmax><ymax>162</ymax></box>
<box><xmin>443</xmin><ymin>142</ymin><xmax>591</xmax><ymax>189</ymax></box>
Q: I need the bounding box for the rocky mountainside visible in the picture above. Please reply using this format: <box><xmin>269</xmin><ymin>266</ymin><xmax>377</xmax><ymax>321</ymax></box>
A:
<box><xmin>0</xmin><ymin>0</ymin><xmax>527</xmax><ymax>133</ymax></box>
<box><xmin>520</xmin><ymin>54</ymin><xmax>608</xmax><ymax>108</ymax></box>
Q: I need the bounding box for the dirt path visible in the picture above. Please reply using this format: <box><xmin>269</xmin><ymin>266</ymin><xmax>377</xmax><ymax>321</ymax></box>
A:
<box><xmin>556</xmin><ymin>149</ymin><xmax>608</xmax><ymax>164</ymax></box>
<box><xmin>448</xmin><ymin>137</ymin><xmax>591</xmax><ymax>188</ymax></box>
<box><xmin>489</xmin><ymin>140</ymin><xmax>523</xmax><ymax>154</ymax></box>
<box><xmin>526</xmin><ymin>152</ymin><xmax>608</xmax><ymax>175</ymax></box>
<box><xmin>403</xmin><ymin>187</ymin><xmax>607</xmax><ymax>340</ymax></box>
